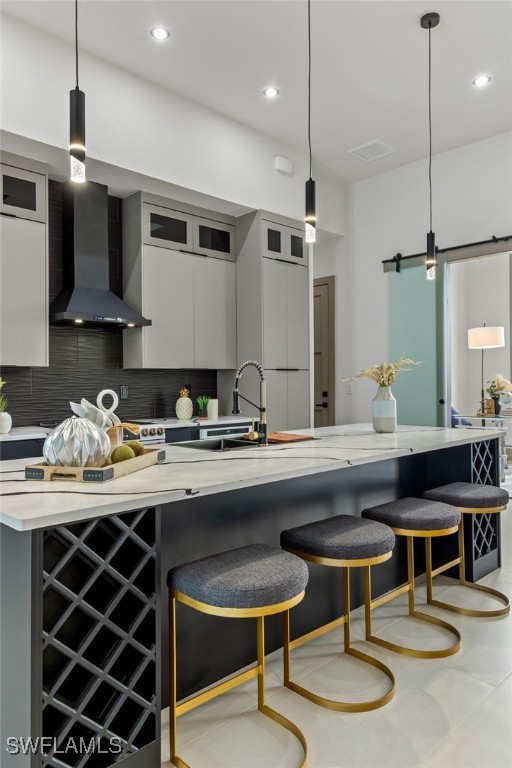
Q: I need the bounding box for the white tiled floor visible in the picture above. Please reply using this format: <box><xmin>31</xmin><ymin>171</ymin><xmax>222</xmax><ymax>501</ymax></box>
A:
<box><xmin>161</xmin><ymin>478</ymin><xmax>512</xmax><ymax>768</ymax></box>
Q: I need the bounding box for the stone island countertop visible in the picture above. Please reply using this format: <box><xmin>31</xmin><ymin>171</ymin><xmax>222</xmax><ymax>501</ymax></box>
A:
<box><xmin>0</xmin><ymin>424</ymin><xmax>503</xmax><ymax>531</ymax></box>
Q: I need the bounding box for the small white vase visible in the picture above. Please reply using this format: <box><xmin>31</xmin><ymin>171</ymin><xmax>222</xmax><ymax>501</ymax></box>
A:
<box><xmin>372</xmin><ymin>387</ymin><xmax>397</xmax><ymax>433</ymax></box>
<box><xmin>176</xmin><ymin>396</ymin><xmax>193</xmax><ymax>421</ymax></box>
<box><xmin>0</xmin><ymin>412</ymin><xmax>13</xmax><ymax>434</ymax></box>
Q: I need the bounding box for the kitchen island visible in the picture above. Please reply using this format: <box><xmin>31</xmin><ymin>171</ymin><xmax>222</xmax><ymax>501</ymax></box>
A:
<box><xmin>0</xmin><ymin>425</ymin><xmax>504</xmax><ymax>767</ymax></box>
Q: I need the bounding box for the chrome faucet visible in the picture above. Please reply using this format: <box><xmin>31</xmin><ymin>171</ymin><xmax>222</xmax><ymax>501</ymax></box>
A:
<box><xmin>232</xmin><ymin>360</ymin><xmax>268</xmax><ymax>445</ymax></box>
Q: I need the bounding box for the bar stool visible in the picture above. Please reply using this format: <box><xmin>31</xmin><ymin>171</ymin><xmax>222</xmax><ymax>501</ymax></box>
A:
<box><xmin>362</xmin><ymin>498</ymin><xmax>462</xmax><ymax>659</ymax></box>
<box><xmin>167</xmin><ymin>543</ymin><xmax>309</xmax><ymax>768</ymax></box>
<box><xmin>281</xmin><ymin>515</ymin><xmax>396</xmax><ymax>712</ymax></box>
<box><xmin>423</xmin><ymin>482</ymin><xmax>510</xmax><ymax>617</ymax></box>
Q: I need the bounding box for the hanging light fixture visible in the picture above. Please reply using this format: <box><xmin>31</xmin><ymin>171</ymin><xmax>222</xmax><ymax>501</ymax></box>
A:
<box><xmin>420</xmin><ymin>12</ymin><xmax>439</xmax><ymax>280</ymax></box>
<box><xmin>304</xmin><ymin>0</ymin><xmax>316</xmax><ymax>244</ymax></box>
<box><xmin>70</xmin><ymin>0</ymin><xmax>86</xmax><ymax>183</ymax></box>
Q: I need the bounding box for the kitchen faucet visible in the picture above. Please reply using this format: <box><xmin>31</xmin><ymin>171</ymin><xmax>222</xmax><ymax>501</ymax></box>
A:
<box><xmin>232</xmin><ymin>360</ymin><xmax>268</xmax><ymax>445</ymax></box>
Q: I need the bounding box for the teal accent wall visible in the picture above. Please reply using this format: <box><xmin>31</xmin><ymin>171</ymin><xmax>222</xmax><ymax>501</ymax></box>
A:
<box><xmin>389</xmin><ymin>265</ymin><xmax>438</xmax><ymax>426</ymax></box>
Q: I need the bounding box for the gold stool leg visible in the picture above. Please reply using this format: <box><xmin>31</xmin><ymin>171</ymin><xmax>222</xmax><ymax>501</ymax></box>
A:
<box><xmin>426</xmin><ymin>516</ymin><xmax>510</xmax><ymax>618</ymax></box>
<box><xmin>283</xmin><ymin>567</ymin><xmax>395</xmax><ymax>712</ymax></box>
<box><xmin>169</xmin><ymin>593</ymin><xmax>190</xmax><ymax>768</ymax></box>
<box><xmin>257</xmin><ymin>616</ymin><xmax>308</xmax><ymax>766</ymax></box>
<box><xmin>365</xmin><ymin>537</ymin><xmax>461</xmax><ymax>659</ymax></box>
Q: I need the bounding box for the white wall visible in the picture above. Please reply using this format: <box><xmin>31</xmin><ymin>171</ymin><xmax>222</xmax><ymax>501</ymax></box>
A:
<box><xmin>1</xmin><ymin>14</ymin><xmax>346</xmax><ymax>234</ymax></box>
<box><xmin>341</xmin><ymin>130</ymin><xmax>512</xmax><ymax>423</ymax></box>
<box><xmin>450</xmin><ymin>253</ymin><xmax>510</xmax><ymax>415</ymax></box>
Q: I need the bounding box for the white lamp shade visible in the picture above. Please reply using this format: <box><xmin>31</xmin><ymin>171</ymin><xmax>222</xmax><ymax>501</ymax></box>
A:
<box><xmin>468</xmin><ymin>326</ymin><xmax>505</xmax><ymax>349</ymax></box>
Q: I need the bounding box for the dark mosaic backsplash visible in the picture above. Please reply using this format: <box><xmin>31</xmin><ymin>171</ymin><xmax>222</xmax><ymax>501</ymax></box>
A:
<box><xmin>0</xmin><ymin>181</ymin><xmax>217</xmax><ymax>427</ymax></box>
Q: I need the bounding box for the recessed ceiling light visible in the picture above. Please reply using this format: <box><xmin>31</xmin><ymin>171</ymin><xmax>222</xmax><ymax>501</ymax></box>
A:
<box><xmin>263</xmin><ymin>87</ymin><xmax>279</xmax><ymax>98</ymax></box>
<box><xmin>473</xmin><ymin>75</ymin><xmax>491</xmax><ymax>88</ymax></box>
<box><xmin>151</xmin><ymin>27</ymin><xmax>170</xmax><ymax>41</ymax></box>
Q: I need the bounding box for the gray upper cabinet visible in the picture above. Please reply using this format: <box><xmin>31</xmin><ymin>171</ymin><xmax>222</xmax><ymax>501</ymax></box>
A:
<box><xmin>142</xmin><ymin>202</ymin><xmax>235</xmax><ymax>261</ymax></box>
<box><xmin>1</xmin><ymin>162</ymin><xmax>46</xmax><ymax>223</ymax></box>
<box><xmin>235</xmin><ymin>210</ymin><xmax>310</xmax><ymax>429</ymax></box>
<box><xmin>262</xmin><ymin>219</ymin><xmax>307</xmax><ymax>266</ymax></box>
<box><xmin>143</xmin><ymin>203</ymin><xmax>193</xmax><ymax>251</ymax></box>
<box><xmin>0</xmin><ymin>155</ymin><xmax>48</xmax><ymax>367</ymax></box>
<box><xmin>194</xmin><ymin>257</ymin><xmax>236</xmax><ymax>368</ymax></box>
<box><xmin>123</xmin><ymin>192</ymin><xmax>237</xmax><ymax>369</ymax></box>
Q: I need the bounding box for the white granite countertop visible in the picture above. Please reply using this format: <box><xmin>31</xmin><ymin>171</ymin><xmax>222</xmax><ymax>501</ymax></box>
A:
<box><xmin>0</xmin><ymin>426</ymin><xmax>52</xmax><ymax>442</ymax></box>
<box><xmin>0</xmin><ymin>416</ymin><xmax>250</xmax><ymax>441</ymax></box>
<box><xmin>0</xmin><ymin>424</ymin><xmax>503</xmax><ymax>532</ymax></box>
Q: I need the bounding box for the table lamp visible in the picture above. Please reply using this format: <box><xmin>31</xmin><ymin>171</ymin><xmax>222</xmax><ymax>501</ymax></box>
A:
<box><xmin>468</xmin><ymin>326</ymin><xmax>505</xmax><ymax>413</ymax></box>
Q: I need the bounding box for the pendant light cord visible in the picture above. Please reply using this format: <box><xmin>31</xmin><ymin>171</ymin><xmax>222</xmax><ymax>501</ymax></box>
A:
<box><xmin>75</xmin><ymin>0</ymin><xmax>79</xmax><ymax>88</ymax></box>
<box><xmin>308</xmin><ymin>0</ymin><xmax>312</xmax><ymax>178</ymax></box>
<box><xmin>428</xmin><ymin>23</ymin><xmax>432</xmax><ymax>233</ymax></box>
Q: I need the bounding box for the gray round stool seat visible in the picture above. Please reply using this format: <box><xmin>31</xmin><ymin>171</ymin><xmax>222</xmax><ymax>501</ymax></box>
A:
<box><xmin>362</xmin><ymin>497</ymin><xmax>460</xmax><ymax>533</ymax></box>
<box><xmin>168</xmin><ymin>543</ymin><xmax>309</xmax><ymax>609</ymax></box>
<box><xmin>168</xmin><ymin>543</ymin><xmax>309</xmax><ymax>767</ymax></box>
<box><xmin>421</xmin><ymin>483</ymin><xmax>510</xmax><ymax>620</ymax></box>
<box><xmin>424</xmin><ymin>482</ymin><xmax>509</xmax><ymax>510</ymax></box>
<box><xmin>281</xmin><ymin>515</ymin><xmax>395</xmax><ymax>562</ymax></box>
<box><xmin>361</xmin><ymin>497</ymin><xmax>462</xmax><ymax>659</ymax></box>
<box><xmin>280</xmin><ymin>515</ymin><xmax>396</xmax><ymax>713</ymax></box>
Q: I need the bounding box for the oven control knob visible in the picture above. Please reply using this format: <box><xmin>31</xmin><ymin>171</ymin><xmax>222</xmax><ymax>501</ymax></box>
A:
<box><xmin>149</xmin><ymin>428</ymin><xmax>156</xmax><ymax>435</ymax></box>
<box><xmin>157</xmin><ymin>427</ymin><xmax>164</xmax><ymax>435</ymax></box>
<box><xmin>141</xmin><ymin>429</ymin><xmax>148</xmax><ymax>437</ymax></box>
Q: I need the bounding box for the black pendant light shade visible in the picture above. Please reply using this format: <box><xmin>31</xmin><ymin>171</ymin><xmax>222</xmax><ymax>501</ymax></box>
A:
<box><xmin>421</xmin><ymin>12</ymin><xmax>439</xmax><ymax>279</ymax></box>
<box><xmin>304</xmin><ymin>0</ymin><xmax>316</xmax><ymax>244</ymax></box>
<box><xmin>70</xmin><ymin>0</ymin><xmax>86</xmax><ymax>183</ymax></box>
<box><xmin>305</xmin><ymin>177</ymin><xmax>316</xmax><ymax>243</ymax></box>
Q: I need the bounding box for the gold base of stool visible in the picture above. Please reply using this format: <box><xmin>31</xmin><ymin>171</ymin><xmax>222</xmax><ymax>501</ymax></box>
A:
<box><xmin>283</xmin><ymin>560</ymin><xmax>395</xmax><ymax>712</ymax></box>
<box><xmin>426</xmin><ymin>521</ymin><xmax>510</xmax><ymax>618</ymax></box>
<box><xmin>170</xmin><ymin>591</ymin><xmax>308</xmax><ymax>768</ymax></box>
<box><xmin>365</xmin><ymin>537</ymin><xmax>461</xmax><ymax>659</ymax></box>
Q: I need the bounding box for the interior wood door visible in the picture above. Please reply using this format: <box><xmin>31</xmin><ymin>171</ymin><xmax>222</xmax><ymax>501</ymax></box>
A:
<box><xmin>313</xmin><ymin>277</ymin><xmax>335</xmax><ymax>426</ymax></box>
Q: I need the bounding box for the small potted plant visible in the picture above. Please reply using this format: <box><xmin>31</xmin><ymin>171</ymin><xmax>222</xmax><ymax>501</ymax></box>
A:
<box><xmin>343</xmin><ymin>357</ymin><xmax>421</xmax><ymax>433</ymax></box>
<box><xmin>486</xmin><ymin>374</ymin><xmax>512</xmax><ymax>415</ymax></box>
<box><xmin>0</xmin><ymin>377</ymin><xmax>12</xmax><ymax>434</ymax></box>
<box><xmin>196</xmin><ymin>395</ymin><xmax>210</xmax><ymax>420</ymax></box>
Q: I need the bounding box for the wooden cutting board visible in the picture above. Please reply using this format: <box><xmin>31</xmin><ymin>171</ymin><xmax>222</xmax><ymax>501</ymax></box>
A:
<box><xmin>267</xmin><ymin>432</ymin><xmax>314</xmax><ymax>444</ymax></box>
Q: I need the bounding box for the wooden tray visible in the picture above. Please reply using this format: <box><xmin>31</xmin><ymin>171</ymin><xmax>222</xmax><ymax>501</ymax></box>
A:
<box><xmin>25</xmin><ymin>447</ymin><xmax>166</xmax><ymax>483</ymax></box>
<box><xmin>267</xmin><ymin>432</ymin><xmax>314</xmax><ymax>444</ymax></box>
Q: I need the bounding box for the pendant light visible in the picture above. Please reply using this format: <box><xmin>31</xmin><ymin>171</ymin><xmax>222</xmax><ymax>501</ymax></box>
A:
<box><xmin>304</xmin><ymin>0</ymin><xmax>316</xmax><ymax>244</ymax></box>
<box><xmin>421</xmin><ymin>12</ymin><xmax>439</xmax><ymax>279</ymax></box>
<box><xmin>70</xmin><ymin>0</ymin><xmax>86</xmax><ymax>183</ymax></box>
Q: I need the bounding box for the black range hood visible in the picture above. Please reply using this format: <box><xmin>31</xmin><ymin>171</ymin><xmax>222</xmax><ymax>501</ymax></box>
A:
<box><xmin>50</xmin><ymin>181</ymin><xmax>151</xmax><ymax>328</ymax></box>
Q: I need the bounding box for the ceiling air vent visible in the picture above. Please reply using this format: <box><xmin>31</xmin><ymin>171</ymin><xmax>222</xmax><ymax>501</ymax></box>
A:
<box><xmin>347</xmin><ymin>140</ymin><xmax>397</xmax><ymax>162</ymax></box>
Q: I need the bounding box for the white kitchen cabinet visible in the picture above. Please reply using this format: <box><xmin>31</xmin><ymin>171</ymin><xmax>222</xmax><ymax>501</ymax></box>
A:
<box><xmin>194</xmin><ymin>257</ymin><xmax>236</xmax><ymax>368</ymax></box>
<box><xmin>139</xmin><ymin>245</ymin><xmax>195</xmax><ymax>368</ymax></box>
<box><xmin>262</xmin><ymin>219</ymin><xmax>307</xmax><ymax>266</ymax></box>
<box><xmin>262</xmin><ymin>258</ymin><xmax>309</xmax><ymax>370</ymax></box>
<box><xmin>0</xmin><ymin>215</ymin><xmax>48</xmax><ymax>366</ymax></box>
<box><xmin>234</xmin><ymin>210</ymin><xmax>311</xmax><ymax>430</ymax></box>
<box><xmin>1</xmin><ymin>162</ymin><xmax>46</xmax><ymax>223</ymax></box>
<box><xmin>125</xmin><ymin>244</ymin><xmax>237</xmax><ymax>369</ymax></box>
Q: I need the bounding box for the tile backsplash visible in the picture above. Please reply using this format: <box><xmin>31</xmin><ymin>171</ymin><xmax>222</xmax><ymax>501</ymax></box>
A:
<box><xmin>0</xmin><ymin>181</ymin><xmax>217</xmax><ymax>427</ymax></box>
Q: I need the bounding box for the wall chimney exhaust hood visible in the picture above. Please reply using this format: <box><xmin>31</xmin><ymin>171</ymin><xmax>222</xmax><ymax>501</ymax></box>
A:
<box><xmin>50</xmin><ymin>181</ymin><xmax>151</xmax><ymax>328</ymax></box>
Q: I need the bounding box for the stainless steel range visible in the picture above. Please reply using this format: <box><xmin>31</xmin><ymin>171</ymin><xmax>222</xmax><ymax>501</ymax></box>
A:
<box><xmin>123</xmin><ymin>420</ymin><xmax>167</xmax><ymax>444</ymax></box>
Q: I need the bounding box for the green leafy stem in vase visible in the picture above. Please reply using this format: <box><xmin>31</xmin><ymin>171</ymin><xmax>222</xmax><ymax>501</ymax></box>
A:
<box><xmin>486</xmin><ymin>374</ymin><xmax>512</xmax><ymax>399</ymax></box>
<box><xmin>0</xmin><ymin>377</ymin><xmax>7</xmax><ymax>413</ymax></box>
<box><xmin>196</xmin><ymin>395</ymin><xmax>210</xmax><ymax>413</ymax></box>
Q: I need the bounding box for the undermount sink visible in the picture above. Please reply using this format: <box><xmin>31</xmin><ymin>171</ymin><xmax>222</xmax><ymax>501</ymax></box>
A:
<box><xmin>175</xmin><ymin>437</ymin><xmax>260</xmax><ymax>452</ymax></box>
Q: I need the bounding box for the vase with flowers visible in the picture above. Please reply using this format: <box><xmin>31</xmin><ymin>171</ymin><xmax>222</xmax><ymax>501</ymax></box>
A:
<box><xmin>485</xmin><ymin>374</ymin><xmax>512</xmax><ymax>416</ymax></box>
<box><xmin>343</xmin><ymin>357</ymin><xmax>421</xmax><ymax>433</ymax></box>
<box><xmin>0</xmin><ymin>377</ymin><xmax>12</xmax><ymax>434</ymax></box>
